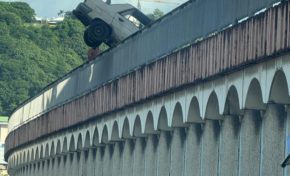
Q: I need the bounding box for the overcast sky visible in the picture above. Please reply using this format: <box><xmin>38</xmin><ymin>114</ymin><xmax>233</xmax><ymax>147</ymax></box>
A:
<box><xmin>2</xmin><ymin>0</ymin><xmax>187</xmax><ymax>18</ymax></box>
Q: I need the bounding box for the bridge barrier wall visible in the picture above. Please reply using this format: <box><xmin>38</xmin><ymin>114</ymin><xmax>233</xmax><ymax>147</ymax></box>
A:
<box><xmin>7</xmin><ymin>0</ymin><xmax>283</xmax><ymax>132</ymax></box>
<box><xmin>5</xmin><ymin>0</ymin><xmax>290</xmax><ymax>158</ymax></box>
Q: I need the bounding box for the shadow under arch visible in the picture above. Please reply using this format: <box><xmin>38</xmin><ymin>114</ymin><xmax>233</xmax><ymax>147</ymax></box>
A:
<box><xmin>69</xmin><ymin>135</ymin><xmax>75</xmax><ymax>152</ymax></box>
<box><xmin>122</xmin><ymin>118</ymin><xmax>131</xmax><ymax>138</ymax></box>
<box><xmin>187</xmin><ymin>96</ymin><xmax>203</xmax><ymax>123</ymax></box>
<box><xmin>77</xmin><ymin>133</ymin><xmax>83</xmax><ymax>151</ymax></box>
<box><xmin>20</xmin><ymin>152</ymin><xmax>23</xmax><ymax>165</ymax></box>
<box><xmin>56</xmin><ymin>140</ymin><xmax>61</xmax><ymax>155</ymax></box>
<box><xmin>62</xmin><ymin>137</ymin><xmax>68</xmax><ymax>153</ymax></box>
<box><xmin>224</xmin><ymin>86</ymin><xmax>242</xmax><ymax>116</ymax></box>
<box><xmin>35</xmin><ymin>147</ymin><xmax>39</xmax><ymax>161</ymax></box>
<box><xmin>111</xmin><ymin>121</ymin><xmax>121</xmax><ymax>141</ymax></box>
<box><xmin>157</xmin><ymin>106</ymin><xmax>171</xmax><ymax>131</ymax></box>
<box><xmin>205</xmin><ymin>91</ymin><xmax>222</xmax><ymax>120</ymax></box>
<box><xmin>93</xmin><ymin>127</ymin><xmax>100</xmax><ymax>146</ymax></box>
<box><xmin>84</xmin><ymin>130</ymin><xmax>91</xmax><ymax>149</ymax></box>
<box><xmin>144</xmin><ymin>111</ymin><xmax>156</xmax><ymax>134</ymax></box>
<box><xmin>50</xmin><ymin>141</ymin><xmax>55</xmax><ymax>157</ymax></box>
<box><xmin>101</xmin><ymin>125</ymin><xmax>109</xmax><ymax>144</ymax></box>
<box><xmin>26</xmin><ymin>150</ymin><xmax>30</xmax><ymax>163</ymax></box>
<box><xmin>245</xmin><ymin>78</ymin><xmax>265</xmax><ymax>110</ymax></box>
<box><xmin>40</xmin><ymin>145</ymin><xmax>43</xmax><ymax>159</ymax></box>
<box><xmin>44</xmin><ymin>143</ymin><xmax>49</xmax><ymax>158</ymax></box>
<box><xmin>269</xmin><ymin>70</ymin><xmax>290</xmax><ymax>104</ymax></box>
<box><xmin>30</xmin><ymin>148</ymin><xmax>34</xmax><ymax>161</ymax></box>
<box><xmin>133</xmin><ymin>115</ymin><xmax>145</xmax><ymax>137</ymax></box>
<box><xmin>172</xmin><ymin>102</ymin><xmax>188</xmax><ymax>127</ymax></box>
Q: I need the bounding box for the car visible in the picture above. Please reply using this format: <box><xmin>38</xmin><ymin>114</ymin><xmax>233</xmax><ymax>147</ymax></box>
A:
<box><xmin>73</xmin><ymin>0</ymin><xmax>152</xmax><ymax>48</ymax></box>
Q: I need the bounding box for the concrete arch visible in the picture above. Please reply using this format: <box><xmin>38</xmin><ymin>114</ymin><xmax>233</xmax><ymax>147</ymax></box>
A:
<box><xmin>122</xmin><ymin>117</ymin><xmax>131</xmax><ymax>138</ymax></box>
<box><xmin>50</xmin><ymin>141</ymin><xmax>55</xmax><ymax>157</ymax></box>
<box><xmin>77</xmin><ymin>133</ymin><xmax>83</xmax><ymax>150</ymax></box>
<box><xmin>62</xmin><ymin>137</ymin><xmax>68</xmax><ymax>153</ymax></box>
<box><xmin>40</xmin><ymin>145</ymin><xmax>43</xmax><ymax>159</ymax></box>
<box><xmin>144</xmin><ymin>111</ymin><xmax>156</xmax><ymax>134</ymax></box>
<box><xmin>269</xmin><ymin>70</ymin><xmax>290</xmax><ymax>104</ymax></box>
<box><xmin>158</xmin><ymin>106</ymin><xmax>170</xmax><ymax>131</ymax></box>
<box><xmin>56</xmin><ymin>140</ymin><xmax>61</xmax><ymax>155</ymax></box>
<box><xmin>172</xmin><ymin>102</ymin><xmax>187</xmax><ymax>127</ymax></box>
<box><xmin>17</xmin><ymin>154</ymin><xmax>20</xmax><ymax>166</ymax></box>
<box><xmin>133</xmin><ymin>116</ymin><xmax>144</xmax><ymax>137</ymax></box>
<box><xmin>35</xmin><ymin>147</ymin><xmax>39</xmax><ymax>160</ymax></box>
<box><xmin>84</xmin><ymin>130</ymin><xmax>91</xmax><ymax>149</ymax></box>
<box><xmin>101</xmin><ymin>125</ymin><xmax>109</xmax><ymax>143</ymax></box>
<box><xmin>187</xmin><ymin>96</ymin><xmax>203</xmax><ymax>123</ymax></box>
<box><xmin>205</xmin><ymin>91</ymin><xmax>222</xmax><ymax>120</ymax></box>
<box><xmin>69</xmin><ymin>135</ymin><xmax>76</xmax><ymax>152</ymax></box>
<box><xmin>26</xmin><ymin>150</ymin><xmax>30</xmax><ymax>163</ymax></box>
<box><xmin>111</xmin><ymin>121</ymin><xmax>121</xmax><ymax>141</ymax></box>
<box><xmin>224</xmin><ymin>86</ymin><xmax>242</xmax><ymax>115</ymax></box>
<box><xmin>30</xmin><ymin>148</ymin><xmax>34</xmax><ymax>161</ymax></box>
<box><xmin>244</xmin><ymin>78</ymin><xmax>265</xmax><ymax>110</ymax></box>
<box><xmin>45</xmin><ymin>143</ymin><xmax>49</xmax><ymax>158</ymax></box>
<box><xmin>93</xmin><ymin>126</ymin><xmax>100</xmax><ymax>146</ymax></box>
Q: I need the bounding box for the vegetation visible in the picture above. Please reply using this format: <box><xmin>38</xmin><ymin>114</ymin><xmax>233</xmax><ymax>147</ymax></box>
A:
<box><xmin>147</xmin><ymin>8</ymin><xmax>164</xmax><ymax>20</ymax></box>
<box><xmin>0</xmin><ymin>2</ymin><xmax>87</xmax><ymax>115</ymax></box>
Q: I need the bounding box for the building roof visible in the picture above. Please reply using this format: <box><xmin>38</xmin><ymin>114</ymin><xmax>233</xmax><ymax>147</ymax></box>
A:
<box><xmin>0</xmin><ymin>117</ymin><xmax>8</xmax><ymax>123</ymax></box>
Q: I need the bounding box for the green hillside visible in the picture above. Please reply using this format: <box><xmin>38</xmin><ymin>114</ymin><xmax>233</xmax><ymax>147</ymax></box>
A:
<box><xmin>0</xmin><ymin>2</ymin><xmax>88</xmax><ymax>115</ymax></box>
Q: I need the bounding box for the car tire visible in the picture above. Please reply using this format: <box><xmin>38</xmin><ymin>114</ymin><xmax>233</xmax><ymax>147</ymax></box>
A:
<box><xmin>83</xmin><ymin>28</ymin><xmax>101</xmax><ymax>48</ymax></box>
<box><xmin>89</xmin><ymin>19</ymin><xmax>112</xmax><ymax>43</ymax></box>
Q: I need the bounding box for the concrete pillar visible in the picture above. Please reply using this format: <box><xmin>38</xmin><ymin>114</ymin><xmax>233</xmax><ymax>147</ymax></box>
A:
<box><xmin>45</xmin><ymin>160</ymin><xmax>50</xmax><ymax>176</ymax></box>
<box><xmin>54</xmin><ymin>158</ymin><xmax>59</xmax><ymax>176</ymax></box>
<box><xmin>32</xmin><ymin>163</ymin><xmax>35</xmax><ymax>176</ymax></box>
<box><xmin>184</xmin><ymin>124</ymin><xmax>202</xmax><ymax>176</ymax></box>
<box><xmin>261</xmin><ymin>104</ymin><xmax>286</xmax><ymax>176</ymax></box>
<box><xmin>67</xmin><ymin>154</ymin><xmax>75</xmax><ymax>176</ymax></box>
<box><xmin>219</xmin><ymin>115</ymin><xmax>240</xmax><ymax>176</ymax></box>
<box><xmin>42</xmin><ymin>161</ymin><xmax>46</xmax><ymax>176</ymax></box>
<box><xmin>157</xmin><ymin>131</ymin><xmax>171</xmax><ymax>176</ymax></box>
<box><xmin>239</xmin><ymin>110</ymin><xmax>261</xmax><ymax>176</ymax></box>
<box><xmin>144</xmin><ymin>134</ymin><xmax>158</xmax><ymax>176</ymax></box>
<box><xmin>170</xmin><ymin>128</ymin><xmax>186</xmax><ymax>176</ymax></box>
<box><xmin>103</xmin><ymin>145</ymin><xmax>112</xmax><ymax>176</ymax></box>
<box><xmin>59</xmin><ymin>155</ymin><xmax>65</xmax><ymax>176</ymax></box>
<box><xmin>51</xmin><ymin>158</ymin><xmax>56</xmax><ymax>176</ymax></box>
<box><xmin>201</xmin><ymin>120</ymin><xmax>220</xmax><ymax>176</ymax></box>
<box><xmin>112</xmin><ymin>143</ymin><xmax>123</xmax><ymax>176</ymax></box>
<box><xmin>122</xmin><ymin>139</ymin><xmax>134</xmax><ymax>176</ymax></box>
<box><xmin>87</xmin><ymin>149</ymin><xmax>95</xmax><ymax>176</ymax></box>
<box><xmin>78</xmin><ymin>152</ymin><xmax>85</xmax><ymax>176</ymax></box>
<box><xmin>95</xmin><ymin>147</ymin><xmax>104</xmax><ymax>176</ymax></box>
<box><xmin>133</xmin><ymin>138</ymin><xmax>145</xmax><ymax>176</ymax></box>
<box><xmin>286</xmin><ymin>105</ymin><xmax>290</xmax><ymax>175</ymax></box>
<box><xmin>72</xmin><ymin>153</ymin><xmax>79</xmax><ymax>176</ymax></box>
<box><xmin>83</xmin><ymin>151</ymin><xmax>88</xmax><ymax>176</ymax></box>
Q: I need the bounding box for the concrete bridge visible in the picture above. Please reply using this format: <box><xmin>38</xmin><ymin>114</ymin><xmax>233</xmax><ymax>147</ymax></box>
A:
<box><xmin>5</xmin><ymin>0</ymin><xmax>290</xmax><ymax>176</ymax></box>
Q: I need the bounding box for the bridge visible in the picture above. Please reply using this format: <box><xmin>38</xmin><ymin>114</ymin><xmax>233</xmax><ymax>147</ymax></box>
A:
<box><xmin>5</xmin><ymin>0</ymin><xmax>290</xmax><ymax>175</ymax></box>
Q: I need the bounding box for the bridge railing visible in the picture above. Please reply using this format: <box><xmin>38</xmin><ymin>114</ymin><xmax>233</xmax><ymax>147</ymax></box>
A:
<box><xmin>8</xmin><ymin>0</ymin><xmax>282</xmax><ymax>132</ymax></box>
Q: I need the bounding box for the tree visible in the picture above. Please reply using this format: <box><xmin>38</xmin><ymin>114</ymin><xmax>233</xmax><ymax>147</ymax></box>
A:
<box><xmin>0</xmin><ymin>2</ymin><xmax>86</xmax><ymax>115</ymax></box>
<box><xmin>147</xmin><ymin>8</ymin><xmax>164</xmax><ymax>20</ymax></box>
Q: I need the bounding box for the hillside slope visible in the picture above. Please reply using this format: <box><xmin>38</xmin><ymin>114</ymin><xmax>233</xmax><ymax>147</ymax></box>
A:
<box><xmin>0</xmin><ymin>2</ymin><xmax>88</xmax><ymax>115</ymax></box>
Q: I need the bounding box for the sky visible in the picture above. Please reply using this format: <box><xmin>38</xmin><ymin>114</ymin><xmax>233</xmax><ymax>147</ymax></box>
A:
<box><xmin>2</xmin><ymin>0</ymin><xmax>187</xmax><ymax>18</ymax></box>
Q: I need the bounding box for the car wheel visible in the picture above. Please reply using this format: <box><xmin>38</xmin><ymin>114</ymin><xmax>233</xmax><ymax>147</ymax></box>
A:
<box><xmin>88</xmin><ymin>19</ymin><xmax>112</xmax><ymax>43</ymax></box>
<box><xmin>83</xmin><ymin>28</ymin><xmax>101</xmax><ymax>48</ymax></box>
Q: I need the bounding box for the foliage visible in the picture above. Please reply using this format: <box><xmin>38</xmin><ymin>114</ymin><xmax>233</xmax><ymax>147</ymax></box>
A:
<box><xmin>0</xmin><ymin>2</ymin><xmax>87</xmax><ymax>115</ymax></box>
<box><xmin>147</xmin><ymin>8</ymin><xmax>164</xmax><ymax>20</ymax></box>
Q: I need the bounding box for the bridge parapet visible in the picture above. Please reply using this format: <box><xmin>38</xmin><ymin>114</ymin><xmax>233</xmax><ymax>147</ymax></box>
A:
<box><xmin>6</xmin><ymin>0</ymin><xmax>290</xmax><ymax>159</ymax></box>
